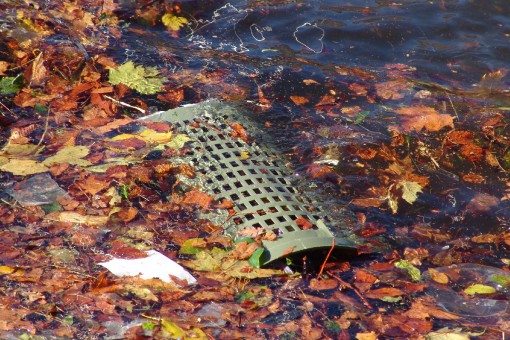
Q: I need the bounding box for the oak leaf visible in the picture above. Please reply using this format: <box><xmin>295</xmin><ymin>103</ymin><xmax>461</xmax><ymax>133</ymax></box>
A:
<box><xmin>394</xmin><ymin>106</ymin><xmax>454</xmax><ymax>132</ymax></box>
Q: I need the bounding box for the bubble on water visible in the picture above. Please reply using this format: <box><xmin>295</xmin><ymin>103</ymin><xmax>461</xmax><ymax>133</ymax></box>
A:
<box><xmin>250</xmin><ymin>24</ymin><xmax>266</xmax><ymax>41</ymax></box>
<box><xmin>293</xmin><ymin>22</ymin><xmax>325</xmax><ymax>53</ymax></box>
<box><xmin>189</xmin><ymin>3</ymin><xmax>250</xmax><ymax>53</ymax></box>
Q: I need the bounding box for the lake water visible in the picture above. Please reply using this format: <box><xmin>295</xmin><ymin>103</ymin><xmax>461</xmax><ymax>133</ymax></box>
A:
<box><xmin>114</xmin><ymin>0</ymin><xmax>509</xmax><ymax>247</ymax></box>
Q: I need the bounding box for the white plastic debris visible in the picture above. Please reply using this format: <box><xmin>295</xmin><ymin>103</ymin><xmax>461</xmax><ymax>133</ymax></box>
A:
<box><xmin>98</xmin><ymin>250</ymin><xmax>196</xmax><ymax>285</ymax></box>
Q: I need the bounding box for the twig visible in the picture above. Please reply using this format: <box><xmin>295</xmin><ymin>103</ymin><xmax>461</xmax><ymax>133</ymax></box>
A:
<box><xmin>445</xmin><ymin>92</ymin><xmax>459</xmax><ymax>120</ymax></box>
<box><xmin>326</xmin><ymin>270</ymin><xmax>373</xmax><ymax>309</ymax></box>
<box><xmin>36</xmin><ymin>107</ymin><xmax>51</xmax><ymax>149</ymax></box>
<box><xmin>105</xmin><ymin>95</ymin><xmax>147</xmax><ymax>114</ymax></box>
<box><xmin>317</xmin><ymin>238</ymin><xmax>334</xmax><ymax>278</ymax></box>
<box><xmin>0</xmin><ymin>101</ymin><xmax>13</xmax><ymax>115</ymax></box>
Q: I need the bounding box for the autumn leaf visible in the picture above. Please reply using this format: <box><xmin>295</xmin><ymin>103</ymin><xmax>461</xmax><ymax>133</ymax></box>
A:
<box><xmin>0</xmin><ymin>159</ymin><xmax>48</xmax><ymax>176</ymax></box>
<box><xmin>109</xmin><ymin>61</ymin><xmax>165</xmax><ymax>95</ymax></box>
<box><xmin>400</xmin><ymin>181</ymin><xmax>422</xmax><ymax>204</ymax></box>
<box><xmin>464</xmin><ymin>284</ymin><xmax>496</xmax><ymax>295</ymax></box>
<box><xmin>365</xmin><ymin>287</ymin><xmax>405</xmax><ymax>299</ymax></box>
<box><xmin>428</xmin><ymin>268</ymin><xmax>449</xmax><ymax>284</ymax></box>
<box><xmin>43</xmin><ymin>145</ymin><xmax>91</xmax><ymax>166</ymax></box>
<box><xmin>290</xmin><ymin>95</ymin><xmax>309</xmax><ymax>105</ymax></box>
<box><xmin>393</xmin><ymin>106</ymin><xmax>454</xmax><ymax>132</ymax></box>
<box><xmin>162</xmin><ymin>13</ymin><xmax>189</xmax><ymax>31</ymax></box>
<box><xmin>0</xmin><ymin>75</ymin><xmax>23</xmax><ymax>95</ymax></box>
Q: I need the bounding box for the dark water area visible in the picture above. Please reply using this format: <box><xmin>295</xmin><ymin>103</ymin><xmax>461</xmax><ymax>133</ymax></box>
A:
<box><xmin>112</xmin><ymin>0</ymin><xmax>510</xmax><ymax>244</ymax></box>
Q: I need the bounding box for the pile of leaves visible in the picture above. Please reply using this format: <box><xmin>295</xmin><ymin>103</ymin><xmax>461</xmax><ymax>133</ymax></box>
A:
<box><xmin>0</xmin><ymin>1</ymin><xmax>509</xmax><ymax>339</ymax></box>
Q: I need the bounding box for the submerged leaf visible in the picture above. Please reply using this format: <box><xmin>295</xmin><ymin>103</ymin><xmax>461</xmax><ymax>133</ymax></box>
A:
<box><xmin>43</xmin><ymin>145</ymin><xmax>91</xmax><ymax>166</ymax></box>
<box><xmin>0</xmin><ymin>159</ymin><xmax>48</xmax><ymax>175</ymax></box>
<box><xmin>464</xmin><ymin>284</ymin><xmax>496</xmax><ymax>295</ymax></box>
<box><xmin>400</xmin><ymin>181</ymin><xmax>422</xmax><ymax>204</ymax></box>
<box><xmin>162</xmin><ymin>13</ymin><xmax>189</xmax><ymax>31</ymax></box>
<box><xmin>109</xmin><ymin>61</ymin><xmax>165</xmax><ymax>95</ymax></box>
<box><xmin>395</xmin><ymin>259</ymin><xmax>421</xmax><ymax>282</ymax></box>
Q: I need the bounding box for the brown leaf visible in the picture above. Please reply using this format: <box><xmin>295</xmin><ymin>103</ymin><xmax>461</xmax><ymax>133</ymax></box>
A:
<box><xmin>428</xmin><ymin>268</ymin><xmax>449</xmax><ymax>284</ymax></box>
<box><xmin>29</xmin><ymin>53</ymin><xmax>48</xmax><ymax>87</ymax></box>
<box><xmin>446</xmin><ymin>130</ymin><xmax>473</xmax><ymax>145</ymax></box>
<box><xmin>237</xmin><ymin>226</ymin><xmax>266</xmax><ymax>238</ymax></box>
<box><xmin>290</xmin><ymin>95</ymin><xmax>310</xmax><ymax>105</ymax></box>
<box><xmin>114</xmin><ymin>207</ymin><xmax>138</xmax><ymax>222</ymax></box>
<box><xmin>182</xmin><ymin>190</ymin><xmax>215</xmax><ymax>209</ymax></box>
<box><xmin>365</xmin><ymin>287</ymin><xmax>405</xmax><ymax>299</ymax></box>
<box><xmin>76</xmin><ymin>174</ymin><xmax>110</xmax><ymax>196</ymax></box>
<box><xmin>309</xmin><ymin>278</ymin><xmax>339</xmax><ymax>290</ymax></box>
<box><xmin>230</xmin><ymin>123</ymin><xmax>249</xmax><ymax>143</ymax></box>
<box><xmin>352</xmin><ymin>197</ymin><xmax>385</xmax><ymax>208</ymax></box>
<box><xmin>462</xmin><ymin>173</ymin><xmax>485</xmax><ymax>184</ymax></box>
<box><xmin>394</xmin><ymin>106</ymin><xmax>454</xmax><ymax>132</ymax></box>
<box><xmin>460</xmin><ymin>144</ymin><xmax>483</xmax><ymax>162</ymax></box>
<box><xmin>109</xmin><ymin>241</ymin><xmax>148</xmax><ymax>259</ymax></box>
<box><xmin>375</xmin><ymin>79</ymin><xmax>410</xmax><ymax>100</ymax></box>
<box><xmin>485</xmin><ymin>152</ymin><xmax>501</xmax><ymax>168</ymax></box>
<box><xmin>466</xmin><ymin>192</ymin><xmax>499</xmax><ymax>213</ymax></box>
<box><xmin>356</xmin><ymin>148</ymin><xmax>377</xmax><ymax>160</ymax></box>
<box><xmin>471</xmin><ymin>233</ymin><xmax>498</xmax><ymax>244</ymax></box>
<box><xmin>354</xmin><ymin>269</ymin><xmax>378</xmax><ymax>284</ymax></box>
<box><xmin>230</xmin><ymin>241</ymin><xmax>259</xmax><ymax>260</ymax></box>
<box><xmin>295</xmin><ymin>216</ymin><xmax>313</xmax><ymax>230</ymax></box>
<box><xmin>0</xmin><ymin>61</ymin><xmax>9</xmax><ymax>76</ymax></box>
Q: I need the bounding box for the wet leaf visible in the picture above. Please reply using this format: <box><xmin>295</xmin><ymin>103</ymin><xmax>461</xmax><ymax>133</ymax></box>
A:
<box><xmin>428</xmin><ymin>268</ymin><xmax>449</xmax><ymax>284</ymax></box>
<box><xmin>162</xmin><ymin>13</ymin><xmax>189</xmax><ymax>31</ymax></box>
<box><xmin>180</xmin><ymin>238</ymin><xmax>207</xmax><ymax>255</ymax></box>
<box><xmin>400</xmin><ymin>181</ymin><xmax>422</xmax><ymax>204</ymax></box>
<box><xmin>492</xmin><ymin>274</ymin><xmax>510</xmax><ymax>287</ymax></box>
<box><xmin>290</xmin><ymin>95</ymin><xmax>309</xmax><ymax>105</ymax></box>
<box><xmin>0</xmin><ymin>159</ymin><xmax>48</xmax><ymax>175</ymax></box>
<box><xmin>0</xmin><ymin>266</ymin><xmax>16</xmax><ymax>275</ymax></box>
<box><xmin>464</xmin><ymin>284</ymin><xmax>496</xmax><ymax>295</ymax></box>
<box><xmin>43</xmin><ymin>145</ymin><xmax>91</xmax><ymax>166</ymax></box>
<box><xmin>0</xmin><ymin>75</ymin><xmax>23</xmax><ymax>95</ymax></box>
<box><xmin>459</xmin><ymin>144</ymin><xmax>483</xmax><ymax>162</ymax></box>
<box><xmin>248</xmin><ymin>247</ymin><xmax>265</xmax><ymax>268</ymax></box>
<box><xmin>394</xmin><ymin>106</ymin><xmax>454</xmax><ymax>132</ymax></box>
<box><xmin>309</xmin><ymin>278</ymin><xmax>339</xmax><ymax>291</ymax></box>
<box><xmin>109</xmin><ymin>61</ymin><xmax>165</xmax><ymax>95</ymax></box>
<box><xmin>365</xmin><ymin>287</ymin><xmax>405</xmax><ymax>299</ymax></box>
<box><xmin>394</xmin><ymin>259</ymin><xmax>421</xmax><ymax>281</ymax></box>
<box><xmin>45</xmin><ymin>211</ymin><xmax>108</xmax><ymax>226</ymax></box>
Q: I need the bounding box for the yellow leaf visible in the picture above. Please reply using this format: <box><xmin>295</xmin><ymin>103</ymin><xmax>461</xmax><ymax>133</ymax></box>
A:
<box><xmin>161</xmin><ymin>319</ymin><xmax>185</xmax><ymax>339</ymax></box>
<box><xmin>464</xmin><ymin>284</ymin><xmax>496</xmax><ymax>295</ymax></box>
<box><xmin>43</xmin><ymin>145</ymin><xmax>91</xmax><ymax>166</ymax></box>
<box><xmin>0</xmin><ymin>159</ymin><xmax>48</xmax><ymax>175</ymax></box>
<box><xmin>162</xmin><ymin>13</ymin><xmax>188</xmax><ymax>31</ymax></box>
<box><xmin>139</xmin><ymin>129</ymin><xmax>173</xmax><ymax>144</ymax></box>
<box><xmin>238</xmin><ymin>151</ymin><xmax>250</xmax><ymax>160</ymax></box>
<box><xmin>0</xmin><ymin>266</ymin><xmax>16</xmax><ymax>275</ymax></box>
<box><xmin>186</xmin><ymin>327</ymin><xmax>208</xmax><ymax>340</ymax></box>
<box><xmin>400</xmin><ymin>180</ymin><xmax>422</xmax><ymax>204</ymax></box>
<box><xmin>110</xmin><ymin>133</ymin><xmax>145</xmax><ymax>142</ymax></box>
<box><xmin>1</xmin><ymin>143</ymin><xmax>42</xmax><ymax>156</ymax></box>
<box><xmin>46</xmin><ymin>211</ymin><xmax>108</xmax><ymax>226</ymax></box>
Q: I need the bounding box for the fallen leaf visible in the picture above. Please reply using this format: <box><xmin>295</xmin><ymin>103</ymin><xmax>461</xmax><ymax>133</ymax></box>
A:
<box><xmin>460</xmin><ymin>144</ymin><xmax>483</xmax><ymax>162</ymax></box>
<box><xmin>446</xmin><ymin>130</ymin><xmax>473</xmax><ymax>145</ymax></box>
<box><xmin>0</xmin><ymin>159</ymin><xmax>48</xmax><ymax>175</ymax></box>
<box><xmin>182</xmin><ymin>190</ymin><xmax>214</xmax><ymax>209</ymax></box>
<box><xmin>365</xmin><ymin>287</ymin><xmax>405</xmax><ymax>299</ymax></box>
<box><xmin>466</xmin><ymin>193</ymin><xmax>499</xmax><ymax>213</ymax></box>
<box><xmin>109</xmin><ymin>61</ymin><xmax>165</xmax><ymax>95</ymax></box>
<box><xmin>45</xmin><ymin>211</ymin><xmax>108</xmax><ymax>226</ymax></box>
<box><xmin>161</xmin><ymin>13</ymin><xmax>189</xmax><ymax>31</ymax></box>
<box><xmin>464</xmin><ymin>284</ymin><xmax>496</xmax><ymax>295</ymax></box>
<box><xmin>43</xmin><ymin>145</ymin><xmax>92</xmax><ymax>166</ymax></box>
<box><xmin>394</xmin><ymin>106</ymin><xmax>454</xmax><ymax>132</ymax></box>
<box><xmin>290</xmin><ymin>95</ymin><xmax>309</xmax><ymax>105</ymax></box>
<box><xmin>309</xmin><ymin>278</ymin><xmax>339</xmax><ymax>290</ymax></box>
<box><xmin>428</xmin><ymin>268</ymin><xmax>449</xmax><ymax>284</ymax></box>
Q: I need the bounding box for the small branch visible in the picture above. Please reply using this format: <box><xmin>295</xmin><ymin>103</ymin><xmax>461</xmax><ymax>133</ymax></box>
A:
<box><xmin>327</xmin><ymin>270</ymin><xmax>373</xmax><ymax>309</ymax></box>
<box><xmin>36</xmin><ymin>107</ymin><xmax>51</xmax><ymax>149</ymax></box>
<box><xmin>105</xmin><ymin>95</ymin><xmax>147</xmax><ymax>114</ymax></box>
<box><xmin>0</xmin><ymin>101</ymin><xmax>13</xmax><ymax>115</ymax></box>
<box><xmin>317</xmin><ymin>238</ymin><xmax>334</xmax><ymax>278</ymax></box>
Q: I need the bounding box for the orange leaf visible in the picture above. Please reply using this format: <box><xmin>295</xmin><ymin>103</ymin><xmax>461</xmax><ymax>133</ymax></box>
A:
<box><xmin>290</xmin><ymin>95</ymin><xmax>309</xmax><ymax>105</ymax></box>
<box><xmin>365</xmin><ymin>287</ymin><xmax>405</xmax><ymax>299</ymax></box>
<box><xmin>309</xmin><ymin>278</ymin><xmax>338</xmax><ymax>290</ymax></box>
<box><xmin>394</xmin><ymin>106</ymin><xmax>454</xmax><ymax>132</ymax></box>
<box><xmin>460</xmin><ymin>144</ymin><xmax>483</xmax><ymax>162</ymax></box>
<box><xmin>446</xmin><ymin>130</ymin><xmax>473</xmax><ymax>145</ymax></box>
<box><xmin>428</xmin><ymin>268</ymin><xmax>449</xmax><ymax>284</ymax></box>
<box><xmin>295</xmin><ymin>216</ymin><xmax>313</xmax><ymax>230</ymax></box>
<box><xmin>182</xmin><ymin>190</ymin><xmax>214</xmax><ymax>209</ymax></box>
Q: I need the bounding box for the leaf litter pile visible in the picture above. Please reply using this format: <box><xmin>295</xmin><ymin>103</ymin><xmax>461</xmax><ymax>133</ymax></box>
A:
<box><xmin>0</xmin><ymin>1</ymin><xmax>509</xmax><ymax>339</ymax></box>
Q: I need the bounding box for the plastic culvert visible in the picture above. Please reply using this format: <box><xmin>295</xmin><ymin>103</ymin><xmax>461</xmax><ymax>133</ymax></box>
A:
<box><xmin>141</xmin><ymin>101</ymin><xmax>358</xmax><ymax>265</ymax></box>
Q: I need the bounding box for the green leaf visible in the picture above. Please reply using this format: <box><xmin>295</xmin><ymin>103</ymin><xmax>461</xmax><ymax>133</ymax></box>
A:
<box><xmin>492</xmin><ymin>274</ymin><xmax>510</xmax><ymax>287</ymax></box>
<box><xmin>109</xmin><ymin>61</ymin><xmax>165</xmax><ymax>95</ymax></box>
<box><xmin>180</xmin><ymin>238</ymin><xmax>206</xmax><ymax>255</ymax></box>
<box><xmin>394</xmin><ymin>259</ymin><xmax>421</xmax><ymax>282</ymax></box>
<box><xmin>354</xmin><ymin>110</ymin><xmax>370</xmax><ymax>124</ymax></box>
<box><xmin>380</xmin><ymin>296</ymin><xmax>402</xmax><ymax>303</ymax></box>
<box><xmin>248</xmin><ymin>247</ymin><xmax>265</xmax><ymax>268</ymax></box>
<box><xmin>464</xmin><ymin>284</ymin><xmax>496</xmax><ymax>295</ymax></box>
<box><xmin>160</xmin><ymin>319</ymin><xmax>185</xmax><ymax>339</ymax></box>
<box><xmin>43</xmin><ymin>145</ymin><xmax>91</xmax><ymax>166</ymax></box>
<box><xmin>0</xmin><ymin>75</ymin><xmax>23</xmax><ymax>95</ymax></box>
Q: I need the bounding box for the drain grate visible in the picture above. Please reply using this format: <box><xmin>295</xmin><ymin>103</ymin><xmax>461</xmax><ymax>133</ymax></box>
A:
<box><xmin>141</xmin><ymin>101</ymin><xmax>357</xmax><ymax>264</ymax></box>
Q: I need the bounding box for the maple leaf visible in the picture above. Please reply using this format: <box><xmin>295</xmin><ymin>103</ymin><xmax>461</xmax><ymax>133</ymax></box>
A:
<box><xmin>387</xmin><ymin>180</ymin><xmax>423</xmax><ymax>214</ymax></box>
<box><xmin>109</xmin><ymin>61</ymin><xmax>165</xmax><ymax>95</ymax></box>
<box><xmin>161</xmin><ymin>13</ymin><xmax>188</xmax><ymax>31</ymax></box>
<box><xmin>393</xmin><ymin>106</ymin><xmax>454</xmax><ymax>132</ymax></box>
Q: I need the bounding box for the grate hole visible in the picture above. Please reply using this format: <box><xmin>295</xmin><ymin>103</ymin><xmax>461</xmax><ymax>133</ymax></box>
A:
<box><xmin>246</xmin><ymin>214</ymin><xmax>254</xmax><ymax>221</ymax></box>
<box><xmin>285</xmin><ymin>225</ymin><xmax>295</xmax><ymax>231</ymax></box>
<box><xmin>222</xmin><ymin>152</ymin><xmax>232</xmax><ymax>158</ymax></box>
<box><xmin>277</xmin><ymin>216</ymin><xmax>286</xmax><ymax>222</ymax></box>
<box><xmin>273</xmin><ymin>196</ymin><xmax>281</xmax><ymax>202</ymax></box>
<box><xmin>242</xmin><ymin>191</ymin><xmax>249</xmax><ymax>197</ymax></box>
<box><xmin>226</xmin><ymin>172</ymin><xmax>235</xmax><ymax>178</ymax></box>
<box><xmin>215</xmin><ymin>144</ymin><xmax>224</xmax><ymax>150</ymax></box>
<box><xmin>248</xmin><ymin>199</ymin><xmax>257</xmax><ymax>207</ymax></box>
<box><xmin>265</xmin><ymin>219</ymin><xmax>275</xmax><ymax>226</ymax></box>
<box><xmin>245</xmin><ymin>179</ymin><xmax>254</xmax><ymax>185</ymax></box>
<box><xmin>234</xmin><ymin>181</ymin><xmax>242</xmax><ymax>188</ymax></box>
<box><xmin>257</xmin><ymin>209</ymin><xmax>266</xmax><ymax>216</ymax></box>
<box><xmin>253</xmin><ymin>188</ymin><xmax>261</xmax><ymax>194</ymax></box>
<box><xmin>238</xmin><ymin>170</ymin><xmax>246</xmax><ymax>176</ymax></box>
<box><xmin>261</xmin><ymin>197</ymin><xmax>270</xmax><ymax>203</ymax></box>
<box><xmin>216</xmin><ymin>174</ymin><xmax>224</xmax><ymax>181</ymax></box>
<box><xmin>230</xmin><ymin>161</ymin><xmax>240</xmax><ymax>167</ymax></box>
<box><xmin>273</xmin><ymin>228</ymin><xmax>283</xmax><ymax>235</ymax></box>
<box><xmin>289</xmin><ymin>215</ymin><xmax>297</xmax><ymax>220</ymax></box>
<box><xmin>223</xmin><ymin>184</ymin><xmax>232</xmax><ymax>190</ymax></box>
<box><xmin>281</xmin><ymin>205</ymin><xmax>290</xmax><ymax>211</ymax></box>
<box><xmin>231</xmin><ymin>193</ymin><xmax>240</xmax><ymax>200</ymax></box>
<box><xmin>238</xmin><ymin>203</ymin><xmax>246</xmax><ymax>210</ymax></box>
<box><xmin>248</xmin><ymin>169</ymin><xmax>257</xmax><ymax>175</ymax></box>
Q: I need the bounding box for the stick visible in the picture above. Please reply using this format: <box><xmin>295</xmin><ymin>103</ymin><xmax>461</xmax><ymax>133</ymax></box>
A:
<box><xmin>105</xmin><ymin>95</ymin><xmax>147</xmax><ymax>114</ymax></box>
<box><xmin>327</xmin><ymin>270</ymin><xmax>373</xmax><ymax>309</ymax></box>
<box><xmin>317</xmin><ymin>238</ymin><xmax>334</xmax><ymax>278</ymax></box>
